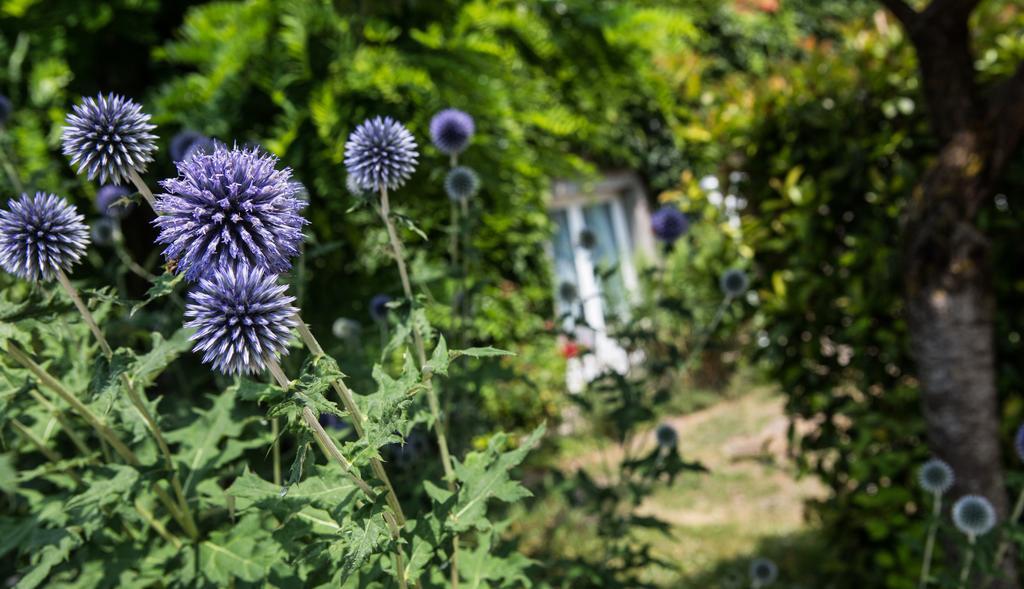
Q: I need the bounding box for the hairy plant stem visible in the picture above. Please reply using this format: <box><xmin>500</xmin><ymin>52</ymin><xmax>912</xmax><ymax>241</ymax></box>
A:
<box><xmin>958</xmin><ymin>535</ymin><xmax>976</xmax><ymax>589</ymax></box>
<box><xmin>377</xmin><ymin>185</ymin><xmax>459</xmax><ymax>587</ymax></box>
<box><xmin>271</xmin><ymin>417</ymin><xmax>282</xmax><ymax>486</ymax></box>
<box><xmin>6</xmin><ymin>342</ymin><xmax>196</xmax><ymax>539</ymax></box>
<box><xmin>28</xmin><ymin>388</ymin><xmax>92</xmax><ymax>458</ymax></box>
<box><xmin>266</xmin><ymin>359</ymin><xmax>409</xmax><ymax>589</ymax></box>
<box><xmin>128</xmin><ymin>168</ymin><xmax>157</xmax><ymax>209</ymax></box>
<box><xmin>0</xmin><ymin>141</ymin><xmax>24</xmax><ymax>193</ymax></box>
<box><xmin>994</xmin><ymin>487</ymin><xmax>1024</xmax><ymax>569</ymax></box>
<box><xmin>918</xmin><ymin>493</ymin><xmax>942</xmax><ymax>589</ymax></box>
<box><xmin>292</xmin><ymin>319</ymin><xmax>407</xmax><ymax>524</ymax></box>
<box><xmin>54</xmin><ymin>268</ymin><xmax>198</xmax><ymax>538</ymax></box>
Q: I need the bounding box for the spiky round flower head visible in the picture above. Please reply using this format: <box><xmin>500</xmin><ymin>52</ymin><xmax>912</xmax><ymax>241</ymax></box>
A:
<box><xmin>153</xmin><ymin>145</ymin><xmax>308</xmax><ymax>282</ymax></box>
<box><xmin>953</xmin><ymin>495</ymin><xmax>996</xmax><ymax>537</ymax></box>
<box><xmin>332</xmin><ymin>317</ymin><xmax>362</xmax><ymax>342</ymax></box>
<box><xmin>444</xmin><ymin>166</ymin><xmax>480</xmax><ymax>202</ymax></box>
<box><xmin>95</xmin><ymin>185</ymin><xmax>134</xmax><ymax>219</ymax></box>
<box><xmin>578</xmin><ymin>229</ymin><xmax>597</xmax><ymax>250</ymax></box>
<box><xmin>91</xmin><ymin>217</ymin><xmax>119</xmax><ymax>247</ymax></box>
<box><xmin>346</xmin><ymin>174</ymin><xmax>367</xmax><ymax>199</ymax></box>
<box><xmin>0</xmin><ymin>193</ymin><xmax>89</xmax><ymax>282</ymax></box>
<box><xmin>62</xmin><ymin>93</ymin><xmax>158</xmax><ymax>185</ymax></box>
<box><xmin>0</xmin><ymin>95</ymin><xmax>11</xmax><ymax>126</ymax></box>
<box><xmin>184</xmin><ymin>136</ymin><xmax>220</xmax><ymax>162</ymax></box>
<box><xmin>720</xmin><ymin>269</ymin><xmax>750</xmax><ymax>298</ymax></box>
<box><xmin>369</xmin><ymin>294</ymin><xmax>391</xmax><ymax>323</ymax></box>
<box><xmin>170</xmin><ymin>130</ymin><xmax>208</xmax><ymax>162</ymax></box>
<box><xmin>749</xmin><ymin>558</ymin><xmax>778</xmax><ymax>587</ymax></box>
<box><xmin>558</xmin><ymin>281</ymin><xmax>578</xmax><ymax>303</ymax></box>
<box><xmin>650</xmin><ymin>205</ymin><xmax>689</xmax><ymax>243</ymax></box>
<box><xmin>655</xmin><ymin>423</ymin><xmax>677</xmax><ymax>449</ymax></box>
<box><xmin>918</xmin><ymin>458</ymin><xmax>954</xmax><ymax>495</ymax></box>
<box><xmin>184</xmin><ymin>265</ymin><xmax>298</xmax><ymax>376</ymax></box>
<box><xmin>430</xmin><ymin>109</ymin><xmax>475</xmax><ymax>155</ymax></box>
<box><xmin>344</xmin><ymin>116</ymin><xmax>419</xmax><ymax>192</ymax></box>
<box><xmin>1015</xmin><ymin>424</ymin><xmax>1024</xmax><ymax>462</ymax></box>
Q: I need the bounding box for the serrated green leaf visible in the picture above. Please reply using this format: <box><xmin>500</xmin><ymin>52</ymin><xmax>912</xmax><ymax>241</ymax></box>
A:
<box><xmin>131</xmin><ymin>328</ymin><xmax>193</xmax><ymax>389</ymax></box>
<box><xmin>427</xmin><ymin>335</ymin><xmax>449</xmax><ymax>376</ymax></box>
<box><xmin>449</xmin><ymin>424</ymin><xmax>545</xmax><ymax>533</ymax></box>
<box><xmin>130</xmin><ymin>272</ymin><xmax>183</xmax><ymax>317</ymax></box>
<box><xmin>200</xmin><ymin>514</ymin><xmax>277</xmax><ymax>584</ymax></box>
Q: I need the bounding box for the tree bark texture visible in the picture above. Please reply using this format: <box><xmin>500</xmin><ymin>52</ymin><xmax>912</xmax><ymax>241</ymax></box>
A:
<box><xmin>880</xmin><ymin>0</ymin><xmax>1024</xmax><ymax>587</ymax></box>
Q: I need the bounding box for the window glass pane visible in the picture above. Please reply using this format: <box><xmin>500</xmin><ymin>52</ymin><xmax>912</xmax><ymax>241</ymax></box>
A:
<box><xmin>582</xmin><ymin>203</ymin><xmax>628</xmax><ymax>320</ymax></box>
<box><xmin>550</xmin><ymin>210</ymin><xmax>580</xmax><ymax>318</ymax></box>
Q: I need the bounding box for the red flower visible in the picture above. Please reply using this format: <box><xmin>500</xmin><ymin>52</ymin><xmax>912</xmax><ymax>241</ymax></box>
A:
<box><xmin>561</xmin><ymin>340</ymin><xmax>580</xmax><ymax>359</ymax></box>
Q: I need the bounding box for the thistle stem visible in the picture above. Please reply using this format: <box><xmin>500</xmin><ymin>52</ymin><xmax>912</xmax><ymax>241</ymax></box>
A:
<box><xmin>53</xmin><ymin>268</ymin><xmax>198</xmax><ymax>538</ymax></box>
<box><xmin>377</xmin><ymin>185</ymin><xmax>459</xmax><ymax>588</ymax></box>
<box><xmin>272</xmin><ymin>417</ymin><xmax>282</xmax><ymax>486</ymax></box>
<box><xmin>28</xmin><ymin>388</ymin><xmax>93</xmax><ymax>459</ymax></box>
<box><xmin>5</xmin><ymin>341</ymin><xmax>196</xmax><ymax>539</ymax></box>
<box><xmin>55</xmin><ymin>268</ymin><xmax>112</xmax><ymax>357</ymax></box>
<box><xmin>958</xmin><ymin>535</ymin><xmax>976</xmax><ymax>589</ymax></box>
<box><xmin>0</xmin><ymin>140</ymin><xmax>24</xmax><ymax>193</ymax></box>
<box><xmin>292</xmin><ymin>318</ymin><xmax>407</xmax><ymax>524</ymax></box>
<box><xmin>10</xmin><ymin>417</ymin><xmax>85</xmax><ymax>486</ymax></box>
<box><xmin>994</xmin><ymin>486</ymin><xmax>1024</xmax><ymax>568</ymax></box>
<box><xmin>128</xmin><ymin>169</ymin><xmax>157</xmax><ymax>210</ymax></box>
<box><xmin>918</xmin><ymin>494</ymin><xmax>942</xmax><ymax>589</ymax></box>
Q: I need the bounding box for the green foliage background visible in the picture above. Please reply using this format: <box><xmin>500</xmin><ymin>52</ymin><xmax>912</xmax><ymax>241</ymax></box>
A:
<box><xmin>2</xmin><ymin>0</ymin><xmax>1024</xmax><ymax>587</ymax></box>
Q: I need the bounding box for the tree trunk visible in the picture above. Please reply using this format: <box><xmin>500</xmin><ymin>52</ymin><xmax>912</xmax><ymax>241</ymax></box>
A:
<box><xmin>903</xmin><ymin>129</ymin><xmax>1017</xmax><ymax>587</ymax></box>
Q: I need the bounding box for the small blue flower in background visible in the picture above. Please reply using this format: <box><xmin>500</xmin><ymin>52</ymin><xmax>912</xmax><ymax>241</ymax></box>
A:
<box><xmin>430</xmin><ymin>108</ymin><xmax>475</xmax><ymax>155</ymax></box>
<box><xmin>344</xmin><ymin>116</ymin><xmax>419</xmax><ymax>192</ymax></box>
<box><xmin>0</xmin><ymin>95</ymin><xmax>12</xmax><ymax>125</ymax></box>
<box><xmin>749</xmin><ymin>557</ymin><xmax>778</xmax><ymax>587</ymax></box>
<box><xmin>655</xmin><ymin>423</ymin><xmax>678</xmax><ymax>449</ymax></box>
<box><xmin>153</xmin><ymin>145</ymin><xmax>308</xmax><ymax>281</ymax></box>
<box><xmin>369</xmin><ymin>294</ymin><xmax>392</xmax><ymax>323</ymax></box>
<box><xmin>91</xmin><ymin>217</ymin><xmax>119</xmax><ymax>247</ymax></box>
<box><xmin>650</xmin><ymin>205</ymin><xmax>689</xmax><ymax>243</ymax></box>
<box><xmin>346</xmin><ymin>174</ymin><xmax>367</xmax><ymax>199</ymax></box>
<box><xmin>0</xmin><ymin>193</ymin><xmax>89</xmax><ymax>282</ymax></box>
<box><xmin>952</xmin><ymin>495</ymin><xmax>996</xmax><ymax>538</ymax></box>
<box><xmin>95</xmin><ymin>185</ymin><xmax>135</xmax><ymax>219</ymax></box>
<box><xmin>184</xmin><ymin>265</ymin><xmax>298</xmax><ymax>375</ymax></box>
<box><xmin>1015</xmin><ymin>424</ymin><xmax>1024</xmax><ymax>462</ymax></box>
<box><xmin>918</xmin><ymin>458</ymin><xmax>954</xmax><ymax>495</ymax></box>
<box><xmin>332</xmin><ymin>317</ymin><xmax>362</xmax><ymax>342</ymax></box>
<box><xmin>170</xmin><ymin>130</ymin><xmax>209</xmax><ymax>162</ymax></box>
<box><xmin>62</xmin><ymin>93</ymin><xmax>158</xmax><ymax>185</ymax></box>
<box><xmin>444</xmin><ymin>166</ymin><xmax>480</xmax><ymax>202</ymax></box>
<box><xmin>720</xmin><ymin>269</ymin><xmax>750</xmax><ymax>298</ymax></box>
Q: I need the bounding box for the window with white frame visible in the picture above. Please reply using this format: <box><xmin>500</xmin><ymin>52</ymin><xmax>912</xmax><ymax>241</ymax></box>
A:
<box><xmin>548</xmin><ymin>172</ymin><xmax>655</xmax><ymax>388</ymax></box>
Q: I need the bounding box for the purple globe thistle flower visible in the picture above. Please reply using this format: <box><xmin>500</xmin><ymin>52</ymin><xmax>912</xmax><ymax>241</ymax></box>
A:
<box><xmin>720</xmin><ymin>269</ymin><xmax>750</xmax><ymax>298</ymax></box>
<box><xmin>655</xmin><ymin>423</ymin><xmax>678</xmax><ymax>449</ymax></box>
<box><xmin>0</xmin><ymin>193</ymin><xmax>89</xmax><ymax>282</ymax></box>
<box><xmin>95</xmin><ymin>185</ymin><xmax>135</xmax><ymax>219</ymax></box>
<box><xmin>430</xmin><ymin>109</ymin><xmax>475</xmax><ymax>155</ymax></box>
<box><xmin>749</xmin><ymin>558</ymin><xmax>778</xmax><ymax>587</ymax></box>
<box><xmin>952</xmin><ymin>495</ymin><xmax>996</xmax><ymax>538</ymax></box>
<box><xmin>369</xmin><ymin>294</ymin><xmax>391</xmax><ymax>323</ymax></box>
<box><xmin>153</xmin><ymin>145</ymin><xmax>308</xmax><ymax>282</ymax></box>
<box><xmin>184</xmin><ymin>265</ymin><xmax>298</xmax><ymax>375</ymax></box>
<box><xmin>650</xmin><ymin>205</ymin><xmax>689</xmax><ymax>243</ymax></box>
<box><xmin>62</xmin><ymin>93</ymin><xmax>158</xmax><ymax>185</ymax></box>
<box><xmin>918</xmin><ymin>458</ymin><xmax>954</xmax><ymax>495</ymax></box>
<box><xmin>444</xmin><ymin>166</ymin><xmax>480</xmax><ymax>202</ymax></box>
<box><xmin>1015</xmin><ymin>424</ymin><xmax>1024</xmax><ymax>462</ymax></box>
<box><xmin>169</xmin><ymin>130</ymin><xmax>212</xmax><ymax>162</ymax></box>
<box><xmin>344</xmin><ymin>117</ymin><xmax>419</xmax><ymax>192</ymax></box>
<box><xmin>0</xmin><ymin>95</ymin><xmax>11</xmax><ymax>126</ymax></box>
